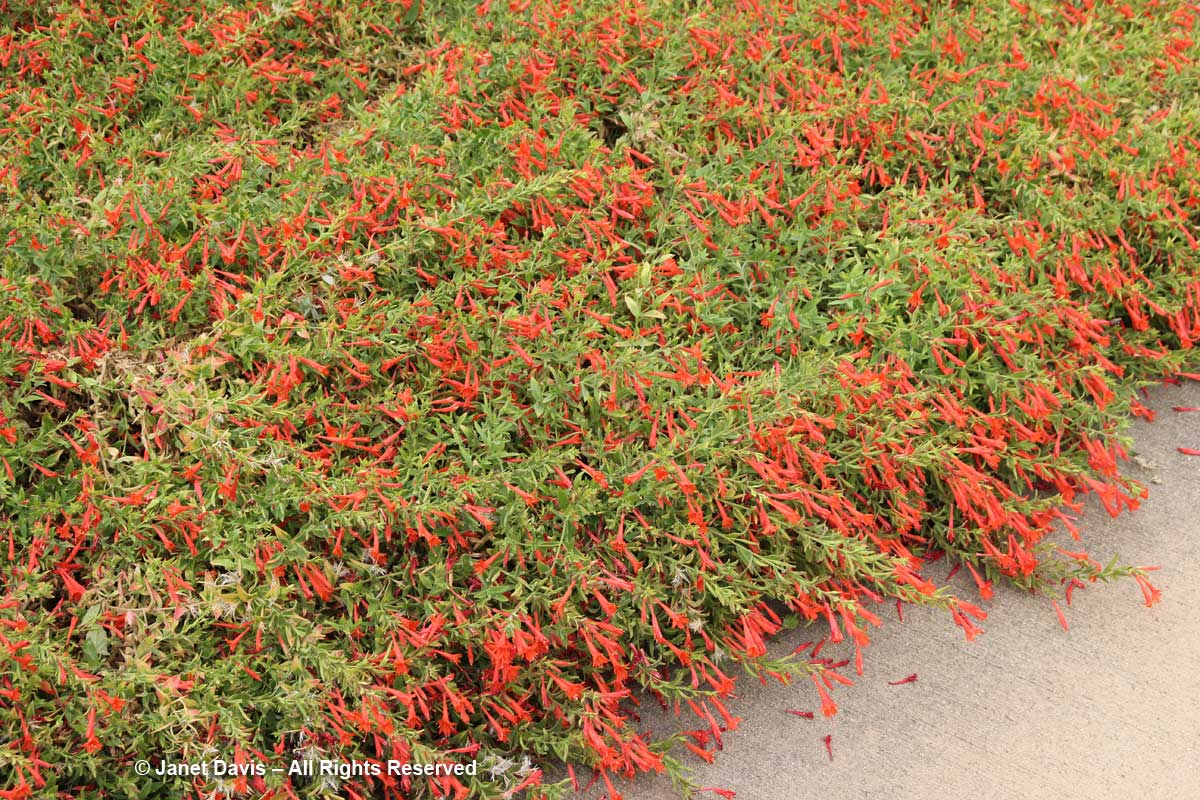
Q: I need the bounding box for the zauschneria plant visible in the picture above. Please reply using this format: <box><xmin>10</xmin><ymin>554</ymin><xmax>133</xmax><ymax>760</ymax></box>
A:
<box><xmin>0</xmin><ymin>0</ymin><xmax>1196</xmax><ymax>798</ymax></box>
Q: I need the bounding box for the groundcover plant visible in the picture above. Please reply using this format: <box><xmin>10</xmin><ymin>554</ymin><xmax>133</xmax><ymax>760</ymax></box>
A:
<box><xmin>1</xmin><ymin>0</ymin><xmax>1197</xmax><ymax>797</ymax></box>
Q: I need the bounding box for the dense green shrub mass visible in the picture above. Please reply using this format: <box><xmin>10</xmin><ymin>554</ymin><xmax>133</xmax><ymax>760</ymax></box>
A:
<box><xmin>1</xmin><ymin>0</ymin><xmax>1197</xmax><ymax>797</ymax></box>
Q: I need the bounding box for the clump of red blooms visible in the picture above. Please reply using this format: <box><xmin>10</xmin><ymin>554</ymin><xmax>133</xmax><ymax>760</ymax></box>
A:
<box><xmin>0</xmin><ymin>1</ymin><xmax>1195</xmax><ymax>798</ymax></box>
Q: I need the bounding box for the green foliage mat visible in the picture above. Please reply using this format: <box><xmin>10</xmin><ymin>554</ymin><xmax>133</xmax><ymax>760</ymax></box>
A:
<box><xmin>1</xmin><ymin>0</ymin><xmax>1197</xmax><ymax>797</ymax></box>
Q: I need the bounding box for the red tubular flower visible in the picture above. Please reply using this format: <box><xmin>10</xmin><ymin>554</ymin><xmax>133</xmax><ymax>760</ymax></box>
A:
<box><xmin>1134</xmin><ymin>573</ymin><xmax>1163</xmax><ymax>608</ymax></box>
<box><xmin>811</xmin><ymin>673</ymin><xmax>838</xmax><ymax>718</ymax></box>
<box><xmin>82</xmin><ymin>705</ymin><xmax>101</xmax><ymax>754</ymax></box>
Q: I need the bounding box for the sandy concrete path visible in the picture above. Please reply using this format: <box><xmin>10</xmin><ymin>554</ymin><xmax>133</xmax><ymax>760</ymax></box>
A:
<box><xmin>585</xmin><ymin>382</ymin><xmax>1200</xmax><ymax>800</ymax></box>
